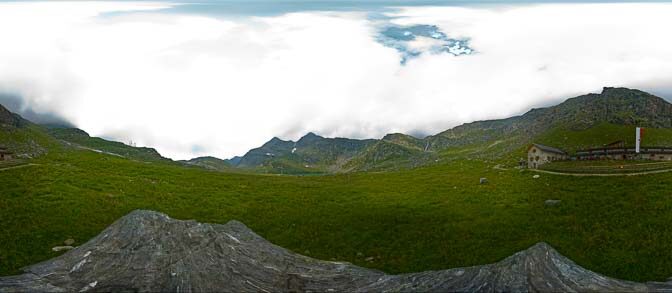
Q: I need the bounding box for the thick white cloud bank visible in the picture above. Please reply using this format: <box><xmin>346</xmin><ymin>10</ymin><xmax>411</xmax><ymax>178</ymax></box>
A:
<box><xmin>1</xmin><ymin>1</ymin><xmax>672</xmax><ymax>159</ymax></box>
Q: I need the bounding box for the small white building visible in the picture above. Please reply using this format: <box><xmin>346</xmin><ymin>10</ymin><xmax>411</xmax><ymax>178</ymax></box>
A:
<box><xmin>527</xmin><ymin>144</ymin><xmax>568</xmax><ymax>169</ymax></box>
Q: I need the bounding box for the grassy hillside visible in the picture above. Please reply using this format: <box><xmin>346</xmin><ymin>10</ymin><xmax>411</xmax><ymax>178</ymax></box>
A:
<box><xmin>424</xmin><ymin>88</ymin><xmax>672</xmax><ymax>157</ymax></box>
<box><xmin>0</xmin><ymin>124</ymin><xmax>58</xmax><ymax>157</ymax></box>
<box><xmin>46</xmin><ymin>127</ymin><xmax>170</xmax><ymax>163</ymax></box>
<box><xmin>234</xmin><ymin>133</ymin><xmax>377</xmax><ymax>173</ymax></box>
<box><xmin>381</xmin><ymin>133</ymin><xmax>427</xmax><ymax>150</ymax></box>
<box><xmin>180</xmin><ymin>156</ymin><xmax>232</xmax><ymax>171</ymax></box>
<box><xmin>540</xmin><ymin>160</ymin><xmax>672</xmax><ymax>174</ymax></box>
<box><xmin>345</xmin><ymin>140</ymin><xmax>433</xmax><ymax>171</ymax></box>
<box><xmin>0</xmin><ymin>104</ymin><xmax>60</xmax><ymax>157</ymax></box>
<box><xmin>536</xmin><ymin>123</ymin><xmax>672</xmax><ymax>153</ymax></box>
<box><xmin>1</xmin><ymin>102</ymin><xmax>173</xmax><ymax>164</ymax></box>
<box><xmin>227</xmin><ymin>87</ymin><xmax>672</xmax><ymax>173</ymax></box>
<box><xmin>3</xmin><ymin>149</ymin><xmax>672</xmax><ymax>282</ymax></box>
<box><xmin>4</xmin><ymin>89</ymin><xmax>672</xmax><ymax>283</ymax></box>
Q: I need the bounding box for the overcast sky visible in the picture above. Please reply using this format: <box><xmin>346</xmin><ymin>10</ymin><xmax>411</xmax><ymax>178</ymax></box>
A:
<box><xmin>1</xmin><ymin>1</ymin><xmax>672</xmax><ymax>159</ymax></box>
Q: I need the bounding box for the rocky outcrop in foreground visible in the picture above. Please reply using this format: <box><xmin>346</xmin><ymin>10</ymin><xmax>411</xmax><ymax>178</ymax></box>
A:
<box><xmin>1</xmin><ymin>210</ymin><xmax>671</xmax><ymax>292</ymax></box>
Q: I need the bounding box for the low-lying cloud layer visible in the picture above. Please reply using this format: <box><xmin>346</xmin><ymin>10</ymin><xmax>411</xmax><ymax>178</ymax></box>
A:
<box><xmin>1</xmin><ymin>1</ymin><xmax>671</xmax><ymax>159</ymax></box>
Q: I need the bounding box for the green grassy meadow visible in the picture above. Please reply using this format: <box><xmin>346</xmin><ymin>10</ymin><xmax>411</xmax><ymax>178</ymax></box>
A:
<box><xmin>3</xmin><ymin>148</ymin><xmax>672</xmax><ymax>282</ymax></box>
<box><xmin>536</xmin><ymin>123</ymin><xmax>672</xmax><ymax>154</ymax></box>
<box><xmin>541</xmin><ymin>160</ymin><xmax>672</xmax><ymax>174</ymax></box>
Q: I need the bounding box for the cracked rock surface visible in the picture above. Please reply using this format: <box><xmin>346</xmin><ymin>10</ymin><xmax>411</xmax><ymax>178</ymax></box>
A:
<box><xmin>1</xmin><ymin>210</ymin><xmax>671</xmax><ymax>292</ymax></box>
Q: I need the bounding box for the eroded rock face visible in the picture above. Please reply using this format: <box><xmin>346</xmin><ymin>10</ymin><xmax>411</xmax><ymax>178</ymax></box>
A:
<box><xmin>1</xmin><ymin>210</ymin><xmax>670</xmax><ymax>292</ymax></box>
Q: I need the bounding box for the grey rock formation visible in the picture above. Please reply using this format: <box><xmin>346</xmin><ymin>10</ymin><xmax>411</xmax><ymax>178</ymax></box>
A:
<box><xmin>545</xmin><ymin>199</ymin><xmax>561</xmax><ymax>206</ymax></box>
<box><xmin>50</xmin><ymin>246</ymin><xmax>73</xmax><ymax>252</ymax></box>
<box><xmin>1</xmin><ymin>210</ymin><xmax>671</xmax><ymax>292</ymax></box>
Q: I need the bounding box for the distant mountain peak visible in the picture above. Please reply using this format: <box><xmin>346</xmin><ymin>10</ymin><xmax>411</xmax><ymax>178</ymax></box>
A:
<box><xmin>297</xmin><ymin>132</ymin><xmax>322</xmax><ymax>144</ymax></box>
<box><xmin>601</xmin><ymin>86</ymin><xmax>646</xmax><ymax>96</ymax></box>
<box><xmin>301</xmin><ymin>132</ymin><xmax>322</xmax><ymax>139</ymax></box>
<box><xmin>181</xmin><ymin>156</ymin><xmax>231</xmax><ymax>170</ymax></box>
<box><xmin>192</xmin><ymin>156</ymin><xmax>219</xmax><ymax>160</ymax></box>
<box><xmin>262</xmin><ymin>137</ymin><xmax>292</xmax><ymax>148</ymax></box>
<box><xmin>382</xmin><ymin>133</ymin><xmax>414</xmax><ymax>140</ymax></box>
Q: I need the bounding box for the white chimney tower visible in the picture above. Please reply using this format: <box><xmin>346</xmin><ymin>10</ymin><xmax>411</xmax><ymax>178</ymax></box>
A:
<box><xmin>635</xmin><ymin>127</ymin><xmax>641</xmax><ymax>153</ymax></box>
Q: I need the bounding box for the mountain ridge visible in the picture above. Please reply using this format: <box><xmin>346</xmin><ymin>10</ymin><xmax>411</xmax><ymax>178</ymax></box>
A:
<box><xmin>2</xmin><ymin>87</ymin><xmax>670</xmax><ymax>173</ymax></box>
<box><xmin>227</xmin><ymin>87</ymin><xmax>672</xmax><ymax>173</ymax></box>
<box><xmin>233</xmin><ymin>131</ymin><xmax>377</xmax><ymax>173</ymax></box>
<box><xmin>45</xmin><ymin>126</ymin><xmax>170</xmax><ymax>163</ymax></box>
<box><xmin>0</xmin><ymin>104</ymin><xmax>29</xmax><ymax>128</ymax></box>
<box><xmin>180</xmin><ymin>156</ymin><xmax>232</xmax><ymax>171</ymax></box>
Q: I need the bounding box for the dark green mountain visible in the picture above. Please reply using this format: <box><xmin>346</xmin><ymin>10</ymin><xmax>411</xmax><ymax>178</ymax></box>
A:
<box><xmin>434</xmin><ymin>87</ymin><xmax>670</xmax><ymax>139</ymax></box>
<box><xmin>344</xmin><ymin>140</ymin><xmax>429</xmax><ymax>171</ymax></box>
<box><xmin>0</xmin><ymin>104</ymin><xmax>56</xmax><ymax>158</ymax></box>
<box><xmin>229</xmin><ymin>87</ymin><xmax>672</xmax><ymax>173</ymax></box>
<box><xmin>0</xmin><ymin>104</ymin><xmax>29</xmax><ymax>128</ymax></box>
<box><xmin>3</xmin><ymin>87</ymin><xmax>671</xmax><ymax>173</ymax></box>
<box><xmin>421</xmin><ymin>87</ymin><xmax>672</xmax><ymax>155</ymax></box>
<box><xmin>181</xmin><ymin>156</ymin><xmax>232</xmax><ymax>171</ymax></box>
<box><xmin>382</xmin><ymin>133</ymin><xmax>428</xmax><ymax>150</ymax></box>
<box><xmin>0</xmin><ymin>103</ymin><xmax>172</xmax><ymax>163</ymax></box>
<box><xmin>233</xmin><ymin>132</ymin><xmax>377</xmax><ymax>173</ymax></box>
<box><xmin>46</xmin><ymin>126</ymin><xmax>170</xmax><ymax>162</ymax></box>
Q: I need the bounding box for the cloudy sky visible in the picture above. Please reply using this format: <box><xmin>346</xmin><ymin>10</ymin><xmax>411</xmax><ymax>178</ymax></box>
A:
<box><xmin>1</xmin><ymin>0</ymin><xmax>672</xmax><ymax>159</ymax></box>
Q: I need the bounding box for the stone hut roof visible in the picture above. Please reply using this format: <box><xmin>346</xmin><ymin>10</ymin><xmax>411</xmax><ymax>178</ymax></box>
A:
<box><xmin>529</xmin><ymin>143</ymin><xmax>567</xmax><ymax>155</ymax></box>
<box><xmin>0</xmin><ymin>147</ymin><xmax>12</xmax><ymax>155</ymax></box>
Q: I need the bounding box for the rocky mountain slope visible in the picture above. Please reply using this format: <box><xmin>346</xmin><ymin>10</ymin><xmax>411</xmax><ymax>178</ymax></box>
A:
<box><xmin>232</xmin><ymin>132</ymin><xmax>377</xmax><ymax>173</ymax></box>
<box><xmin>1</xmin><ymin>210</ymin><xmax>670</xmax><ymax>292</ymax></box>
<box><xmin>423</xmin><ymin>87</ymin><xmax>672</xmax><ymax>150</ymax></box>
<box><xmin>229</xmin><ymin>87</ymin><xmax>672</xmax><ymax>173</ymax></box>
<box><xmin>0</xmin><ymin>104</ymin><xmax>29</xmax><ymax>128</ymax></box>
<box><xmin>46</xmin><ymin>126</ymin><xmax>170</xmax><ymax>162</ymax></box>
<box><xmin>2</xmin><ymin>87</ymin><xmax>670</xmax><ymax>173</ymax></box>
<box><xmin>180</xmin><ymin>156</ymin><xmax>232</xmax><ymax>171</ymax></box>
<box><xmin>0</xmin><ymin>103</ymin><xmax>171</xmax><ymax>162</ymax></box>
<box><xmin>0</xmin><ymin>104</ymin><xmax>54</xmax><ymax>158</ymax></box>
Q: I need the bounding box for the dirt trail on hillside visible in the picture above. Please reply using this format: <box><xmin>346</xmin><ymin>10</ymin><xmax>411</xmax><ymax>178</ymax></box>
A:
<box><xmin>0</xmin><ymin>163</ymin><xmax>39</xmax><ymax>172</ymax></box>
